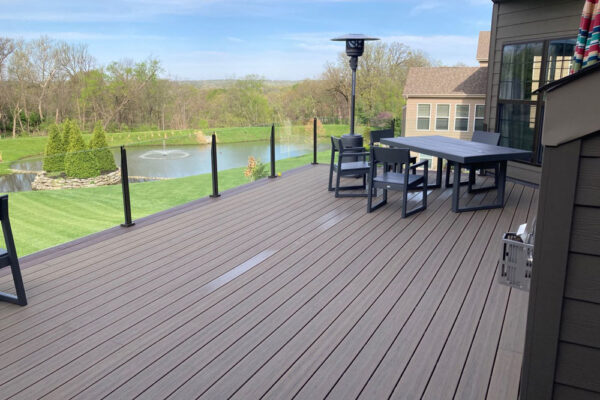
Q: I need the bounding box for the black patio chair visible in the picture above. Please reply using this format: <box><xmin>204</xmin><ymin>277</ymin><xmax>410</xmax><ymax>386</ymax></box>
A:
<box><xmin>328</xmin><ymin>136</ymin><xmax>370</xmax><ymax>198</ymax></box>
<box><xmin>367</xmin><ymin>147</ymin><xmax>428</xmax><ymax>218</ymax></box>
<box><xmin>369</xmin><ymin>128</ymin><xmax>417</xmax><ymax>173</ymax></box>
<box><xmin>445</xmin><ymin>130</ymin><xmax>501</xmax><ymax>192</ymax></box>
<box><xmin>0</xmin><ymin>195</ymin><xmax>27</xmax><ymax>306</ymax></box>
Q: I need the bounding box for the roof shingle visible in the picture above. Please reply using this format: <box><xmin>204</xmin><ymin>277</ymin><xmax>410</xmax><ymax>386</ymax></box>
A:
<box><xmin>403</xmin><ymin>67</ymin><xmax>488</xmax><ymax>96</ymax></box>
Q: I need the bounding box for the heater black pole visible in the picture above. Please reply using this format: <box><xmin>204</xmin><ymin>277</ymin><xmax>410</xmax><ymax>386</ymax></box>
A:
<box><xmin>120</xmin><ymin>146</ymin><xmax>134</xmax><ymax>227</ymax></box>
<box><xmin>269</xmin><ymin>124</ymin><xmax>277</xmax><ymax>178</ymax></box>
<box><xmin>349</xmin><ymin>56</ymin><xmax>357</xmax><ymax>135</ymax></box>
<box><xmin>210</xmin><ymin>133</ymin><xmax>220</xmax><ymax>197</ymax></box>
<box><xmin>312</xmin><ymin>117</ymin><xmax>318</xmax><ymax>165</ymax></box>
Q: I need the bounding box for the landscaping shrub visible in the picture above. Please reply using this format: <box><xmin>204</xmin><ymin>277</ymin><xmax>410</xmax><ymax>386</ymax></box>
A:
<box><xmin>64</xmin><ymin>123</ymin><xmax>100</xmax><ymax>178</ymax></box>
<box><xmin>43</xmin><ymin>124</ymin><xmax>66</xmax><ymax>172</ymax></box>
<box><xmin>244</xmin><ymin>156</ymin><xmax>268</xmax><ymax>181</ymax></box>
<box><xmin>89</xmin><ymin>122</ymin><xmax>116</xmax><ymax>172</ymax></box>
<box><xmin>62</xmin><ymin>119</ymin><xmax>75</xmax><ymax>149</ymax></box>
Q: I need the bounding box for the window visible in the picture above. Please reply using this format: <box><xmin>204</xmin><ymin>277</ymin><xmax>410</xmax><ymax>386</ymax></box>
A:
<box><xmin>416</xmin><ymin>104</ymin><xmax>431</xmax><ymax>130</ymax></box>
<box><xmin>454</xmin><ymin>105</ymin><xmax>469</xmax><ymax>131</ymax></box>
<box><xmin>474</xmin><ymin>105</ymin><xmax>485</xmax><ymax>131</ymax></box>
<box><xmin>435</xmin><ymin>104</ymin><xmax>450</xmax><ymax>130</ymax></box>
<box><xmin>497</xmin><ymin>38</ymin><xmax>576</xmax><ymax>164</ymax></box>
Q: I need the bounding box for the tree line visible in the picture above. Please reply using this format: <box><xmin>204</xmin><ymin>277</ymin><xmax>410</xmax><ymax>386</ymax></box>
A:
<box><xmin>0</xmin><ymin>36</ymin><xmax>433</xmax><ymax>137</ymax></box>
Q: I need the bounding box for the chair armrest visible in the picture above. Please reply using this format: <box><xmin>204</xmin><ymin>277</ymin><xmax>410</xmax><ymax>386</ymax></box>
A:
<box><xmin>409</xmin><ymin>160</ymin><xmax>428</xmax><ymax>171</ymax></box>
<box><xmin>339</xmin><ymin>152</ymin><xmax>369</xmax><ymax>160</ymax></box>
<box><xmin>343</xmin><ymin>146</ymin><xmax>367</xmax><ymax>152</ymax></box>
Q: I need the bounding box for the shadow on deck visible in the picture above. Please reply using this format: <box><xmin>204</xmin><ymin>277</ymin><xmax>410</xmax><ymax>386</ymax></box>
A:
<box><xmin>0</xmin><ymin>164</ymin><xmax>537</xmax><ymax>399</ymax></box>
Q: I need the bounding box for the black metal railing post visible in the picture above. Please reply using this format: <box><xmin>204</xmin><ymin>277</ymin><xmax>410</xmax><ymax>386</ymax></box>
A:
<box><xmin>120</xmin><ymin>146</ymin><xmax>135</xmax><ymax>227</ymax></box>
<box><xmin>391</xmin><ymin>118</ymin><xmax>396</xmax><ymax>135</ymax></box>
<box><xmin>210</xmin><ymin>133</ymin><xmax>220</xmax><ymax>197</ymax></box>
<box><xmin>269</xmin><ymin>123</ymin><xmax>277</xmax><ymax>178</ymax></box>
<box><xmin>311</xmin><ymin>117</ymin><xmax>318</xmax><ymax>165</ymax></box>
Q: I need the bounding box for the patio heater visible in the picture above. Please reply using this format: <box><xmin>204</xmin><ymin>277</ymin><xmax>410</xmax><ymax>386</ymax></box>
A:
<box><xmin>331</xmin><ymin>34</ymin><xmax>379</xmax><ymax>150</ymax></box>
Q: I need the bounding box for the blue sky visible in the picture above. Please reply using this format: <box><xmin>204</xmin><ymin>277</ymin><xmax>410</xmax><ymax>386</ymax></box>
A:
<box><xmin>1</xmin><ymin>0</ymin><xmax>493</xmax><ymax>80</ymax></box>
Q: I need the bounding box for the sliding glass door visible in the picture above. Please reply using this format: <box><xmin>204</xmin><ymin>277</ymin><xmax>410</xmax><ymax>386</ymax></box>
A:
<box><xmin>497</xmin><ymin>38</ymin><xmax>575</xmax><ymax>164</ymax></box>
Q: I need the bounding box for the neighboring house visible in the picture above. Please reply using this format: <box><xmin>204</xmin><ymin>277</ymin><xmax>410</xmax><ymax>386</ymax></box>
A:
<box><xmin>402</xmin><ymin>31</ymin><xmax>490</xmax><ymax>141</ymax></box>
<box><xmin>486</xmin><ymin>0</ymin><xmax>582</xmax><ymax>184</ymax></box>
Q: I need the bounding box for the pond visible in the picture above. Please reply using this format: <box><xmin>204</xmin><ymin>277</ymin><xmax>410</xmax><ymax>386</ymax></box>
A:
<box><xmin>1</xmin><ymin>139</ymin><xmax>330</xmax><ymax>192</ymax></box>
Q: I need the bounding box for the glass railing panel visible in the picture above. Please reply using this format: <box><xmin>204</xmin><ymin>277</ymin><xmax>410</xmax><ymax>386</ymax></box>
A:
<box><xmin>124</xmin><ymin>131</ymin><xmax>213</xmax><ymax>221</ymax></box>
<box><xmin>0</xmin><ymin>145</ymin><xmax>122</xmax><ymax>256</ymax></box>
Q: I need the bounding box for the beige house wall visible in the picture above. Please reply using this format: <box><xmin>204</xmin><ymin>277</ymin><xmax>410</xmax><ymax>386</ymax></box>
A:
<box><xmin>403</xmin><ymin>96</ymin><xmax>486</xmax><ymax>140</ymax></box>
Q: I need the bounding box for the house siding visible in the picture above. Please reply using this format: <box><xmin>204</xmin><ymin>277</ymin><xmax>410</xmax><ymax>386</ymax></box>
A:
<box><xmin>555</xmin><ymin>132</ymin><xmax>600</xmax><ymax>398</ymax></box>
<box><xmin>403</xmin><ymin>97</ymin><xmax>485</xmax><ymax>140</ymax></box>
<box><xmin>486</xmin><ymin>0</ymin><xmax>581</xmax><ymax>185</ymax></box>
<box><xmin>521</xmin><ymin>132</ymin><xmax>600</xmax><ymax>400</ymax></box>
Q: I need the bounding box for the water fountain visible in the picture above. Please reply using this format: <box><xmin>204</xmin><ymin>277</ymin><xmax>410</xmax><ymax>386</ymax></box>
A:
<box><xmin>139</xmin><ymin>140</ymin><xmax>191</xmax><ymax>160</ymax></box>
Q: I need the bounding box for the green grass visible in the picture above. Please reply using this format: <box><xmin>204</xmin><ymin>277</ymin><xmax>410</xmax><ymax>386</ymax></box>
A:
<box><xmin>2</xmin><ymin>150</ymin><xmax>331</xmax><ymax>256</ymax></box>
<box><xmin>0</xmin><ymin>124</ymin><xmax>350</xmax><ymax>175</ymax></box>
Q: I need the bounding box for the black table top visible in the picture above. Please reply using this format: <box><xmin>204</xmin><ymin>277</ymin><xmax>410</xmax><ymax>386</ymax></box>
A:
<box><xmin>381</xmin><ymin>135</ymin><xmax>532</xmax><ymax>164</ymax></box>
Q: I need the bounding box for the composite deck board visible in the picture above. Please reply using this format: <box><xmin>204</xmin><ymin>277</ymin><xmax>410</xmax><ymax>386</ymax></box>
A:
<box><xmin>0</xmin><ymin>165</ymin><xmax>537</xmax><ymax>400</ymax></box>
<box><xmin>0</xmin><ymin>172</ymin><xmax>329</xmax><ymax>342</ymax></box>
<box><xmin>421</xmin><ymin>186</ymin><xmax>535</xmax><ymax>400</ymax></box>
<box><xmin>0</xmin><ymin>176</ymin><xmax>362</xmax><ymax>398</ymax></box>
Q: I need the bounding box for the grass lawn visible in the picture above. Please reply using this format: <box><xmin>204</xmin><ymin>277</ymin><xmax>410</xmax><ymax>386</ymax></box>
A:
<box><xmin>2</xmin><ymin>150</ymin><xmax>332</xmax><ymax>256</ymax></box>
<box><xmin>0</xmin><ymin>124</ymin><xmax>350</xmax><ymax>175</ymax></box>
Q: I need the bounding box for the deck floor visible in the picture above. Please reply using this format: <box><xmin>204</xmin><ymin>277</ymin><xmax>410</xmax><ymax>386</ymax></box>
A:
<box><xmin>0</xmin><ymin>165</ymin><xmax>537</xmax><ymax>400</ymax></box>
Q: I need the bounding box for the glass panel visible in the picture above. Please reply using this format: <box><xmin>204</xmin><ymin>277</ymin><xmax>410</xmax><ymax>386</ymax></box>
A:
<box><xmin>475</xmin><ymin>105</ymin><xmax>485</xmax><ymax>119</ymax></box>
<box><xmin>497</xmin><ymin>103</ymin><xmax>537</xmax><ymax>154</ymax></box>
<box><xmin>417</xmin><ymin>117</ymin><xmax>430</xmax><ymax>130</ymax></box>
<box><xmin>499</xmin><ymin>42</ymin><xmax>544</xmax><ymax>100</ymax></box>
<box><xmin>474</xmin><ymin>119</ymin><xmax>485</xmax><ymax>131</ymax></box>
<box><xmin>456</xmin><ymin>105</ymin><xmax>469</xmax><ymax>118</ymax></box>
<box><xmin>417</xmin><ymin>104</ymin><xmax>430</xmax><ymax>117</ymax></box>
<box><xmin>455</xmin><ymin>118</ymin><xmax>468</xmax><ymax>132</ymax></box>
<box><xmin>546</xmin><ymin>39</ymin><xmax>576</xmax><ymax>83</ymax></box>
<box><xmin>436</xmin><ymin>104</ymin><xmax>450</xmax><ymax>117</ymax></box>
<box><xmin>435</xmin><ymin>118</ymin><xmax>449</xmax><ymax>130</ymax></box>
<box><xmin>0</xmin><ymin>122</ymin><xmax>121</xmax><ymax>256</ymax></box>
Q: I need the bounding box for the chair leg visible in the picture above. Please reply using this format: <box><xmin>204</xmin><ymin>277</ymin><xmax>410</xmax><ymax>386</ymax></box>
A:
<box><xmin>335</xmin><ymin>168</ymin><xmax>342</xmax><ymax>198</ymax></box>
<box><xmin>367</xmin><ymin>180</ymin><xmax>373</xmax><ymax>213</ymax></box>
<box><xmin>0</xmin><ymin>261</ymin><xmax>27</xmax><ymax>306</ymax></box>
<box><xmin>445</xmin><ymin>162</ymin><xmax>452</xmax><ymax>188</ymax></box>
<box><xmin>468</xmin><ymin>168</ymin><xmax>476</xmax><ymax>193</ymax></box>
<box><xmin>328</xmin><ymin>164</ymin><xmax>334</xmax><ymax>191</ymax></box>
<box><xmin>494</xmin><ymin>164</ymin><xmax>500</xmax><ymax>189</ymax></box>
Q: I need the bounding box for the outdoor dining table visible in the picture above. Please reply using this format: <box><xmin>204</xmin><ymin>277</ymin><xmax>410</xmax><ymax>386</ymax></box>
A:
<box><xmin>380</xmin><ymin>135</ymin><xmax>532</xmax><ymax>213</ymax></box>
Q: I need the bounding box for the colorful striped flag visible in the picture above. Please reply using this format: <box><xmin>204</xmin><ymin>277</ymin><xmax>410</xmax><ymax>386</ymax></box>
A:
<box><xmin>573</xmin><ymin>0</ymin><xmax>600</xmax><ymax>73</ymax></box>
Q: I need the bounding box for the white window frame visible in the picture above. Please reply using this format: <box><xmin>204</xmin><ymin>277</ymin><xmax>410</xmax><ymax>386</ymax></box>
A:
<box><xmin>454</xmin><ymin>104</ymin><xmax>470</xmax><ymax>132</ymax></box>
<box><xmin>434</xmin><ymin>104</ymin><xmax>450</xmax><ymax>131</ymax></box>
<box><xmin>474</xmin><ymin>104</ymin><xmax>485</xmax><ymax>131</ymax></box>
<box><xmin>416</xmin><ymin>103</ymin><xmax>431</xmax><ymax>131</ymax></box>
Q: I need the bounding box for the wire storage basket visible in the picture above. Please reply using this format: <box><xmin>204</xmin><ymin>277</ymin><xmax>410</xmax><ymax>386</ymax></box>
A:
<box><xmin>499</xmin><ymin>232</ymin><xmax>534</xmax><ymax>291</ymax></box>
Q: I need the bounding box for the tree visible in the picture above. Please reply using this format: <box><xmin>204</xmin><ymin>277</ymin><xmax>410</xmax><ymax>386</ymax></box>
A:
<box><xmin>321</xmin><ymin>42</ymin><xmax>433</xmax><ymax>126</ymax></box>
<box><xmin>89</xmin><ymin>121</ymin><xmax>116</xmax><ymax>172</ymax></box>
<box><xmin>43</xmin><ymin>123</ymin><xmax>66</xmax><ymax>172</ymax></box>
<box><xmin>64</xmin><ymin>122</ymin><xmax>99</xmax><ymax>178</ymax></box>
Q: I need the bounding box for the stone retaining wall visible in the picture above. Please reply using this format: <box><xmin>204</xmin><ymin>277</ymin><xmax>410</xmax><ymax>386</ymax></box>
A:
<box><xmin>32</xmin><ymin>169</ymin><xmax>122</xmax><ymax>190</ymax></box>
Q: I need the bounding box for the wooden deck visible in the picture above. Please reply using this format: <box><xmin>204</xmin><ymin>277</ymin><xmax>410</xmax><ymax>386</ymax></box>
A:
<box><xmin>0</xmin><ymin>164</ymin><xmax>537</xmax><ymax>400</ymax></box>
